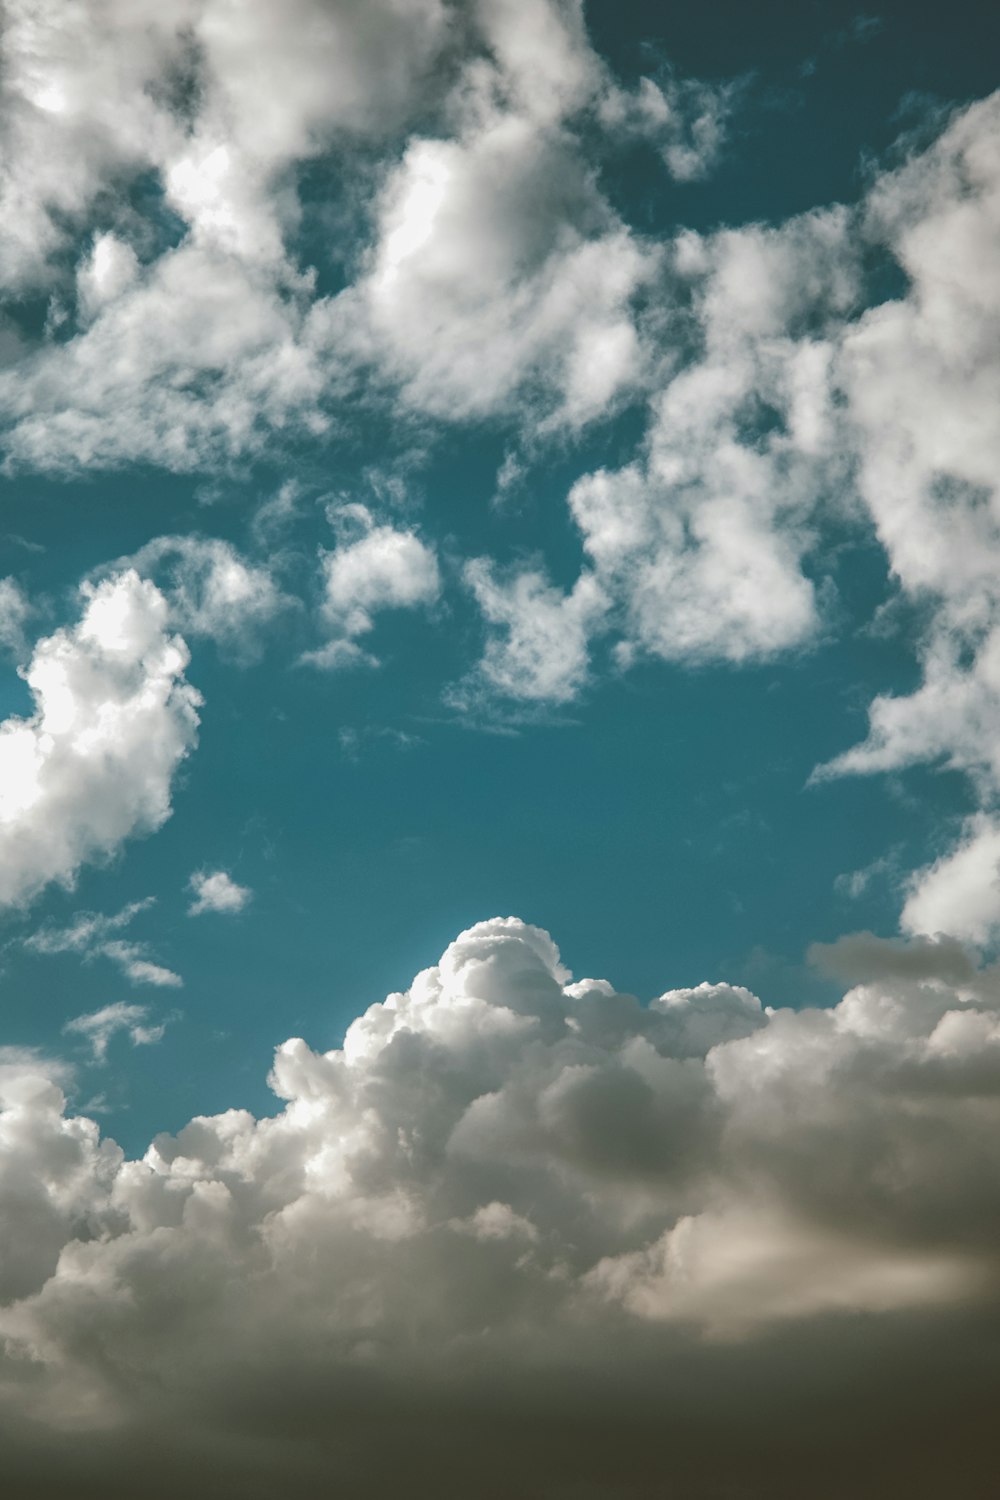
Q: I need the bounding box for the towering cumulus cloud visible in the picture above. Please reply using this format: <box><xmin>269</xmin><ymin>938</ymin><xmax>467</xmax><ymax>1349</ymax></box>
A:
<box><xmin>1</xmin><ymin>918</ymin><xmax>999</xmax><ymax>1495</ymax></box>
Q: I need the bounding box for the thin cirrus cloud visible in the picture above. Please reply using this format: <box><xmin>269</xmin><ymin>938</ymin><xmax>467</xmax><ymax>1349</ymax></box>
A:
<box><xmin>0</xmin><ymin>918</ymin><xmax>999</xmax><ymax>1493</ymax></box>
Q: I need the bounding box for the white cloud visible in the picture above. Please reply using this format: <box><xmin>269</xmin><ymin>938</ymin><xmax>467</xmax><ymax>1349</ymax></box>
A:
<box><xmin>563</xmin><ymin>208</ymin><xmax>858</xmax><ymax>668</ymax></box>
<box><xmin>0</xmin><ymin>0</ymin><xmax>669</xmax><ymax>466</ymax></box>
<box><xmin>0</xmin><ymin>575</ymin><xmax>30</xmax><ymax>658</ymax></box>
<box><xmin>901</xmin><ymin>816</ymin><xmax>1000</xmax><ymax>944</ymax></box>
<box><xmin>187</xmin><ymin>869</ymin><xmax>251</xmax><ymax>917</ymax></box>
<box><xmin>25</xmin><ymin>897</ymin><xmax>182</xmax><ymax>987</ymax></box>
<box><xmin>0</xmin><ymin>571</ymin><xmax>200</xmax><ymax>907</ymax></box>
<box><xmin>598</xmin><ymin>70</ymin><xmax>738</xmax><ymax>182</ymax></box>
<box><xmin>63</xmin><ymin>1001</ymin><xmax>169</xmax><ymax>1063</ymax></box>
<box><xmin>327</xmin><ymin>110</ymin><xmax>653</xmax><ymax>426</ymax></box>
<box><xmin>0</xmin><ymin>917</ymin><xmax>999</xmax><ymax>1488</ymax></box>
<box><xmin>458</xmin><ymin>559</ymin><xmax>608</xmax><ymax>702</ymax></box>
<box><xmin>124</xmin><ymin>535</ymin><xmax>289</xmax><ymax>656</ymax></box>
<box><xmin>303</xmin><ymin>506</ymin><xmax>440</xmax><ymax>669</ymax></box>
<box><xmin>0</xmin><ymin>0</ymin><xmax>452</xmax><ymax>293</ymax></box>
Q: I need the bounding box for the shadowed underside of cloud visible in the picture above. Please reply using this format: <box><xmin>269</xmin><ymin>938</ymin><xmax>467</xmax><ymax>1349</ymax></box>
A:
<box><xmin>2</xmin><ymin>916</ymin><xmax>1000</xmax><ymax>1496</ymax></box>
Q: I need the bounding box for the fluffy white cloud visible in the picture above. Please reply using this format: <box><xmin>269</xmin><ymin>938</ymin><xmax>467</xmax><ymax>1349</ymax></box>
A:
<box><xmin>0</xmin><ymin>916</ymin><xmax>999</xmax><ymax>1492</ymax></box>
<box><xmin>125</xmin><ymin>535</ymin><xmax>288</xmax><ymax>656</ymax></box>
<box><xmin>0</xmin><ymin>0</ymin><xmax>676</xmax><ymax>465</ymax></box>
<box><xmin>901</xmin><ymin>816</ymin><xmax>1000</xmax><ymax>944</ymax></box>
<box><xmin>0</xmin><ymin>243</ymin><xmax>328</xmax><ymax>471</ymax></box>
<box><xmin>303</xmin><ymin>505</ymin><xmax>440</xmax><ymax>669</ymax></box>
<box><xmin>458</xmin><ymin>559</ymin><xmax>607</xmax><ymax>702</ymax></box>
<box><xmin>0</xmin><ymin>571</ymin><xmax>200</xmax><ymax>907</ymax></box>
<box><xmin>187</xmin><ymin>869</ymin><xmax>251</xmax><ymax>917</ymax></box>
<box><xmin>565</xmin><ymin>207</ymin><xmax>858</xmax><ymax>666</ymax></box>
<box><xmin>327</xmin><ymin>105</ymin><xmax>654</xmax><ymax>425</ymax></box>
<box><xmin>0</xmin><ymin>0</ymin><xmax>452</xmax><ymax>292</ymax></box>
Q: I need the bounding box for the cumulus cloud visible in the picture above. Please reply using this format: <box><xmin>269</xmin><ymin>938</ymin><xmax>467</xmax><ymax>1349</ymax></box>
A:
<box><xmin>0</xmin><ymin>918</ymin><xmax>997</xmax><ymax>1492</ymax></box>
<box><xmin>124</xmin><ymin>535</ymin><xmax>289</xmax><ymax>657</ymax></box>
<box><xmin>187</xmin><ymin>869</ymin><xmax>252</xmax><ymax>917</ymax></box>
<box><xmin>564</xmin><ymin>206</ymin><xmax>859</xmax><ymax>668</ymax></box>
<box><xmin>0</xmin><ymin>571</ymin><xmax>200</xmax><ymax>908</ymax></box>
<box><xmin>303</xmin><ymin>505</ymin><xmax>440</xmax><ymax>669</ymax></box>
<box><xmin>900</xmin><ymin>816</ymin><xmax>1000</xmax><ymax>945</ymax></box>
<box><xmin>0</xmin><ymin>0</ymin><xmax>678</xmax><ymax>466</ymax></box>
<box><xmin>326</xmin><ymin>106</ymin><xmax>655</xmax><ymax>427</ymax></box>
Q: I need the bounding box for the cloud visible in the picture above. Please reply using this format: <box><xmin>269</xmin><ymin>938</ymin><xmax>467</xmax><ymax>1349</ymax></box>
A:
<box><xmin>558</xmin><ymin>205</ymin><xmax>860</xmax><ymax>671</ymax></box>
<box><xmin>187</xmin><ymin>869</ymin><xmax>252</xmax><ymax>916</ymax></box>
<box><xmin>0</xmin><ymin>576</ymin><xmax>30</xmax><ymax>659</ymax></box>
<box><xmin>0</xmin><ymin>917</ymin><xmax>999</xmax><ymax>1492</ymax></box>
<box><xmin>598</xmin><ymin>69</ymin><xmax>738</xmax><ymax>182</ymax></box>
<box><xmin>63</xmin><ymin>1001</ymin><xmax>170</xmax><ymax>1063</ymax></box>
<box><xmin>0</xmin><ymin>571</ymin><xmax>201</xmax><ymax>908</ymax></box>
<box><xmin>326</xmin><ymin>107</ymin><xmax>655</xmax><ymax>427</ymax></box>
<box><xmin>25</xmin><ymin>898</ymin><xmax>182</xmax><ymax>987</ymax></box>
<box><xmin>124</xmin><ymin>535</ymin><xmax>289</xmax><ymax>657</ymax></box>
<box><xmin>456</xmin><ymin>559</ymin><xmax>607</xmax><ymax>703</ymax></box>
<box><xmin>0</xmin><ymin>0</ymin><xmax>668</xmax><ymax>467</ymax></box>
<box><xmin>302</xmin><ymin>505</ymin><xmax>440</xmax><ymax>669</ymax></box>
<box><xmin>900</xmin><ymin>815</ymin><xmax>1000</xmax><ymax>944</ymax></box>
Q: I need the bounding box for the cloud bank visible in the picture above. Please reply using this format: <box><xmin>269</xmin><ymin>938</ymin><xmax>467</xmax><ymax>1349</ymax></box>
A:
<box><xmin>2</xmin><ymin>917</ymin><xmax>999</xmax><ymax>1495</ymax></box>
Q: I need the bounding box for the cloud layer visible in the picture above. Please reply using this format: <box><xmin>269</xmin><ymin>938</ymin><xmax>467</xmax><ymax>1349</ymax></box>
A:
<box><xmin>2</xmin><ymin>917</ymin><xmax>1000</xmax><ymax>1494</ymax></box>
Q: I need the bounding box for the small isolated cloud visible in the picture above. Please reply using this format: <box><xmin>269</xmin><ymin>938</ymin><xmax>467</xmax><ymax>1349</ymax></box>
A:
<box><xmin>187</xmin><ymin>869</ymin><xmax>252</xmax><ymax>916</ymax></box>
<box><xmin>598</xmin><ymin>69</ymin><xmax>740</xmax><ymax>183</ymax></box>
<box><xmin>455</xmin><ymin>560</ymin><xmax>608</xmax><ymax>705</ymax></box>
<box><xmin>63</xmin><ymin>1001</ymin><xmax>169</xmax><ymax>1063</ymax></box>
<box><xmin>302</xmin><ymin>505</ymin><xmax>440</xmax><ymax>670</ymax></box>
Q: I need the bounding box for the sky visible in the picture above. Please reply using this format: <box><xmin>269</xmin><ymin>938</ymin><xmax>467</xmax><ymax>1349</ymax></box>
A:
<box><xmin>1</xmin><ymin>1</ymin><xmax>1000</xmax><ymax>1494</ymax></box>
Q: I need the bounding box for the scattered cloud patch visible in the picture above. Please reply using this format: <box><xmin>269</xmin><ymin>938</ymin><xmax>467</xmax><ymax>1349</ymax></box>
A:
<box><xmin>187</xmin><ymin>869</ymin><xmax>252</xmax><ymax>917</ymax></box>
<box><xmin>456</xmin><ymin>560</ymin><xmax>607</xmax><ymax>704</ymax></box>
<box><xmin>63</xmin><ymin>1002</ymin><xmax>169</xmax><ymax>1064</ymax></box>
<box><xmin>123</xmin><ymin>536</ymin><xmax>290</xmax><ymax>658</ymax></box>
<box><xmin>302</xmin><ymin>505</ymin><xmax>440</xmax><ymax>669</ymax></box>
<box><xmin>25</xmin><ymin>898</ymin><xmax>182</xmax><ymax>987</ymax></box>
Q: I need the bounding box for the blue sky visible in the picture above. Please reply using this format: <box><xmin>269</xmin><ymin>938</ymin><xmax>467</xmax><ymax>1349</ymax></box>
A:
<box><xmin>1</xmin><ymin>2</ymin><xmax>1000</xmax><ymax>1494</ymax></box>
